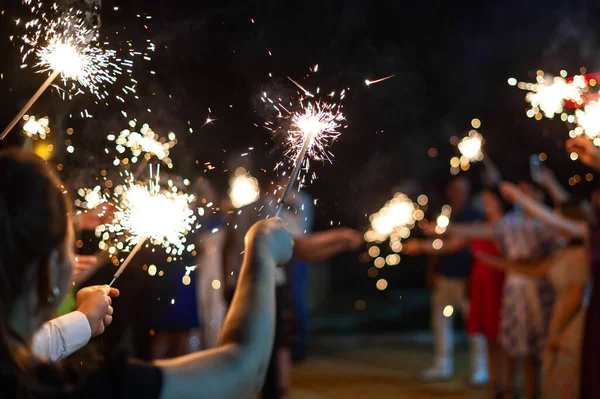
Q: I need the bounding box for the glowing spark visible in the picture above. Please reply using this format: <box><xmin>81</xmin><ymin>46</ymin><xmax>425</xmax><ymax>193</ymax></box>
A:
<box><xmin>365</xmin><ymin>74</ymin><xmax>397</xmax><ymax>86</ymax></box>
<box><xmin>98</xmin><ymin>166</ymin><xmax>196</xmax><ymax>256</ymax></box>
<box><xmin>515</xmin><ymin>72</ymin><xmax>587</xmax><ymax>119</ymax></box>
<box><xmin>286</xmin><ymin>100</ymin><xmax>344</xmax><ymax>165</ymax></box>
<box><xmin>228</xmin><ymin>167</ymin><xmax>260</xmax><ymax>208</ymax></box>
<box><xmin>287</xmin><ymin>76</ymin><xmax>313</xmax><ymax>97</ymax></box>
<box><xmin>13</xmin><ymin>4</ymin><xmax>155</xmax><ymax>102</ymax></box>
<box><xmin>112</xmin><ymin>121</ymin><xmax>177</xmax><ymax>166</ymax></box>
<box><xmin>22</xmin><ymin>115</ymin><xmax>50</xmax><ymax>138</ymax></box>
<box><xmin>434</xmin><ymin>205</ymin><xmax>452</xmax><ymax>235</ymax></box>
<box><xmin>76</xmin><ymin>185</ymin><xmax>105</xmax><ymax>210</ymax></box>
<box><xmin>574</xmin><ymin>101</ymin><xmax>600</xmax><ymax>140</ymax></box>
<box><xmin>365</xmin><ymin>193</ymin><xmax>422</xmax><ymax>244</ymax></box>
<box><xmin>458</xmin><ymin>130</ymin><xmax>484</xmax><ymax>163</ymax></box>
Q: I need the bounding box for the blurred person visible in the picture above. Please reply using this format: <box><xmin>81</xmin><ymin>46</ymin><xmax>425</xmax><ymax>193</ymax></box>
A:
<box><xmin>0</xmin><ymin>148</ymin><xmax>294</xmax><ymax>398</ymax></box>
<box><xmin>223</xmin><ymin>179</ymin><xmax>362</xmax><ymax>399</ymax></box>
<box><xmin>499</xmin><ymin>137</ymin><xmax>600</xmax><ymax>399</ymax></box>
<box><xmin>476</xmin><ymin>196</ymin><xmax>591</xmax><ymax>399</ymax></box>
<box><xmin>444</xmin><ymin>179</ymin><xmax>558</xmax><ymax>399</ymax></box>
<box><xmin>193</xmin><ymin>177</ymin><xmax>227</xmax><ymax>350</ymax></box>
<box><xmin>404</xmin><ymin>176</ymin><xmax>487</xmax><ymax>384</ymax></box>
<box><xmin>404</xmin><ymin>186</ymin><xmax>509</xmax><ymax>395</ymax></box>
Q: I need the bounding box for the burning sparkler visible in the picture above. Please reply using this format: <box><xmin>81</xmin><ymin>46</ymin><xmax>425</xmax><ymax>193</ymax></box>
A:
<box><xmin>97</xmin><ymin>166</ymin><xmax>196</xmax><ymax>286</ymax></box>
<box><xmin>2</xmin><ymin>3</ymin><xmax>155</xmax><ymax>139</ymax></box>
<box><xmin>75</xmin><ymin>185</ymin><xmax>105</xmax><ymax>210</ymax></box>
<box><xmin>434</xmin><ymin>205</ymin><xmax>452</xmax><ymax>235</ymax></box>
<box><xmin>458</xmin><ymin>130</ymin><xmax>484</xmax><ymax>162</ymax></box>
<box><xmin>22</xmin><ymin>115</ymin><xmax>50</xmax><ymax>139</ymax></box>
<box><xmin>110</xmin><ymin>120</ymin><xmax>177</xmax><ymax>171</ymax></box>
<box><xmin>365</xmin><ymin>193</ymin><xmax>423</xmax><ymax>244</ymax></box>
<box><xmin>513</xmin><ymin>71</ymin><xmax>587</xmax><ymax>120</ymax></box>
<box><xmin>228</xmin><ymin>167</ymin><xmax>260</xmax><ymax>209</ymax></box>
<box><xmin>264</xmin><ymin>72</ymin><xmax>345</xmax><ymax>216</ymax></box>
<box><xmin>572</xmin><ymin>101</ymin><xmax>600</xmax><ymax>142</ymax></box>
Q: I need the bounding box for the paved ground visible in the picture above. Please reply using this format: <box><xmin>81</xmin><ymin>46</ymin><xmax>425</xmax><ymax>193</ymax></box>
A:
<box><xmin>290</xmin><ymin>334</ymin><xmax>486</xmax><ymax>399</ymax></box>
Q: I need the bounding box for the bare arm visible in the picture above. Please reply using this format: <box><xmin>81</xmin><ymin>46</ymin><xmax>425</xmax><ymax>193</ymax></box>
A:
<box><xmin>403</xmin><ymin>237</ymin><xmax>469</xmax><ymax>255</ymax></box>
<box><xmin>547</xmin><ymin>285</ymin><xmax>586</xmax><ymax>341</ymax></box>
<box><xmin>538</xmin><ymin>166</ymin><xmax>570</xmax><ymax>206</ymax></box>
<box><xmin>499</xmin><ymin>182</ymin><xmax>587</xmax><ymax>238</ymax></box>
<box><xmin>197</xmin><ymin>230</ymin><xmax>227</xmax><ymax>349</ymax></box>
<box><xmin>293</xmin><ymin>227</ymin><xmax>362</xmax><ymax>262</ymax></box>
<box><xmin>475</xmin><ymin>251</ymin><xmax>551</xmax><ymax>277</ymax></box>
<box><xmin>445</xmin><ymin>222</ymin><xmax>495</xmax><ymax>240</ymax></box>
<box><xmin>156</xmin><ymin>218</ymin><xmax>293</xmax><ymax>399</ymax></box>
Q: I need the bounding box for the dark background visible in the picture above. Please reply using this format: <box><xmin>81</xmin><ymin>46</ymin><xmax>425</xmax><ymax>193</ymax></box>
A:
<box><xmin>2</xmin><ymin>0</ymin><xmax>600</xmax><ymax>318</ymax></box>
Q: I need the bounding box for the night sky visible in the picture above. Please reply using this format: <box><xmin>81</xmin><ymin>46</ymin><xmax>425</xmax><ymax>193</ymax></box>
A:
<box><xmin>2</xmin><ymin>0</ymin><xmax>600</xmax><ymax>299</ymax></box>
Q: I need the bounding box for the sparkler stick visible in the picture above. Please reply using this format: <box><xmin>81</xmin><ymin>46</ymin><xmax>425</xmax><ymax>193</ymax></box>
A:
<box><xmin>275</xmin><ymin>131</ymin><xmax>312</xmax><ymax>217</ymax></box>
<box><xmin>109</xmin><ymin>236</ymin><xmax>147</xmax><ymax>287</ymax></box>
<box><xmin>0</xmin><ymin>70</ymin><xmax>60</xmax><ymax>140</ymax></box>
<box><xmin>133</xmin><ymin>158</ymin><xmax>149</xmax><ymax>179</ymax></box>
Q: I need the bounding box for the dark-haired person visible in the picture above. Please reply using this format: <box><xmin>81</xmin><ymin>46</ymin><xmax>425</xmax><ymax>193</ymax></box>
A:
<box><xmin>0</xmin><ymin>149</ymin><xmax>294</xmax><ymax>398</ymax></box>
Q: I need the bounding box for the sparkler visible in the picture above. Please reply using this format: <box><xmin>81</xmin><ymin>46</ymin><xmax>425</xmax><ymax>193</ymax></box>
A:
<box><xmin>434</xmin><ymin>205</ymin><xmax>452</xmax><ymax>235</ymax></box>
<box><xmin>110</xmin><ymin>121</ymin><xmax>177</xmax><ymax>173</ymax></box>
<box><xmin>2</xmin><ymin>4</ymin><xmax>155</xmax><ymax>139</ymax></box>
<box><xmin>365</xmin><ymin>193</ymin><xmax>423</xmax><ymax>245</ymax></box>
<box><xmin>573</xmin><ymin>101</ymin><xmax>600</xmax><ymax>142</ymax></box>
<box><xmin>75</xmin><ymin>185</ymin><xmax>105</xmax><ymax>210</ymax></box>
<box><xmin>97</xmin><ymin>166</ymin><xmax>196</xmax><ymax>286</ymax></box>
<box><xmin>275</xmin><ymin>99</ymin><xmax>344</xmax><ymax>216</ymax></box>
<box><xmin>513</xmin><ymin>71</ymin><xmax>587</xmax><ymax>120</ymax></box>
<box><xmin>365</xmin><ymin>74</ymin><xmax>397</xmax><ymax>86</ymax></box>
<box><xmin>22</xmin><ymin>115</ymin><xmax>50</xmax><ymax>139</ymax></box>
<box><xmin>228</xmin><ymin>167</ymin><xmax>260</xmax><ymax>208</ymax></box>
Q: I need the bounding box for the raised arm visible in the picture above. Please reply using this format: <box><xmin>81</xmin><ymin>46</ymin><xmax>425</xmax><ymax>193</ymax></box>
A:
<box><xmin>156</xmin><ymin>218</ymin><xmax>293</xmax><ymax>399</ymax></box>
<box><xmin>566</xmin><ymin>136</ymin><xmax>600</xmax><ymax>171</ymax></box>
<box><xmin>499</xmin><ymin>181</ymin><xmax>587</xmax><ymax>238</ymax></box>
<box><xmin>402</xmin><ymin>236</ymin><xmax>469</xmax><ymax>256</ymax></box>
<box><xmin>196</xmin><ymin>229</ymin><xmax>227</xmax><ymax>349</ymax></box>
<box><xmin>445</xmin><ymin>222</ymin><xmax>495</xmax><ymax>240</ymax></box>
<box><xmin>293</xmin><ymin>227</ymin><xmax>363</xmax><ymax>262</ymax></box>
<box><xmin>474</xmin><ymin>251</ymin><xmax>552</xmax><ymax>277</ymax></box>
<box><xmin>538</xmin><ymin>166</ymin><xmax>570</xmax><ymax>206</ymax></box>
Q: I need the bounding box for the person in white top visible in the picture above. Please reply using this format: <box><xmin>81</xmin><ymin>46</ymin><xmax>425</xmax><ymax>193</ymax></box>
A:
<box><xmin>32</xmin><ymin>285</ymin><xmax>119</xmax><ymax>361</ymax></box>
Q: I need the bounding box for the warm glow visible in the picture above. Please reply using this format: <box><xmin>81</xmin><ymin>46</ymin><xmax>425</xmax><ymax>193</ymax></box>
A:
<box><xmin>228</xmin><ymin>168</ymin><xmax>260</xmax><ymax>208</ymax></box>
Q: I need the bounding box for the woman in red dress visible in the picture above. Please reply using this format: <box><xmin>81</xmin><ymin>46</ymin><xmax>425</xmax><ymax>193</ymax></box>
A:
<box><xmin>467</xmin><ymin>188</ymin><xmax>508</xmax><ymax>398</ymax></box>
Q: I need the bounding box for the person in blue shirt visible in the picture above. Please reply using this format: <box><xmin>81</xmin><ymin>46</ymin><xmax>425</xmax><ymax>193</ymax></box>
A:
<box><xmin>405</xmin><ymin>176</ymin><xmax>488</xmax><ymax>383</ymax></box>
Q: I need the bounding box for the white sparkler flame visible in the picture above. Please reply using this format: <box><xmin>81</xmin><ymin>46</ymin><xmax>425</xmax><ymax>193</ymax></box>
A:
<box><xmin>575</xmin><ymin>101</ymin><xmax>600</xmax><ymax>140</ymax></box>
<box><xmin>366</xmin><ymin>193</ymin><xmax>421</xmax><ymax>243</ymax></box>
<box><xmin>97</xmin><ymin>167</ymin><xmax>196</xmax><ymax>255</ymax></box>
<box><xmin>228</xmin><ymin>168</ymin><xmax>260</xmax><ymax>208</ymax></box>
<box><xmin>458</xmin><ymin>130</ymin><xmax>484</xmax><ymax>162</ymax></box>
<box><xmin>22</xmin><ymin>115</ymin><xmax>50</xmax><ymax>138</ymax></box>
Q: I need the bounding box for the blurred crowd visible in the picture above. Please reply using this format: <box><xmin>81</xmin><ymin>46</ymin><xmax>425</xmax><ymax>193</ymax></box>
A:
<box><xmin>401</xmin><ymin>135</ymin><xmax>600</xmax><ymax>399</ymax></box>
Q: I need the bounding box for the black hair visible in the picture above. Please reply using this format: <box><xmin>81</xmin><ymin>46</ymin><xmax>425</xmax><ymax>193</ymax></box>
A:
<box><xmin>481</xmin><ymin>185</ymin><xmax>512</xmax><ymax>215</ymax></box>
<box><xmin>558</xmin><ymin>197</ymin><xmax>591</xmax><ymax>246</ymax></box>
<box><xmin>0</xmin><ymin>149</ymin><xmax>71</xmax><ymax>393</ymax></box>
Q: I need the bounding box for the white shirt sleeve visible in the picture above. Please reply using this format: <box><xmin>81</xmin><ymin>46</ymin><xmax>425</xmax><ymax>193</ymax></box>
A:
<box><xmin>31</xmin><ymin>311</ymin><xmax>92</xmax><ymax>362</ymax></box>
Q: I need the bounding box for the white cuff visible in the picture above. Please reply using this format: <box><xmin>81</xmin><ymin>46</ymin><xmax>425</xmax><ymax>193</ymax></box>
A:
<box><xmin>54</xmin><ymin>311</ymin><xmax>92</xmax><ymax>356</ymax></box>
<box><xmin>32</xmin><ymin>311</ymin><xmax>92</xmax><ymax>362</ymax></box>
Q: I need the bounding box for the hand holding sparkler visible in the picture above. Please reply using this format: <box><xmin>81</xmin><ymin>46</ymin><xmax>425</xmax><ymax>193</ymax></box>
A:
<box><xmin>566</xmin><ymin>136</ymin><xmax>600</xmax><ymax>170</ymax></box>
<box><xmin>246</xmin><ymin>218</ymin><xmax>294</xmax><ymax>266</ymax></box>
